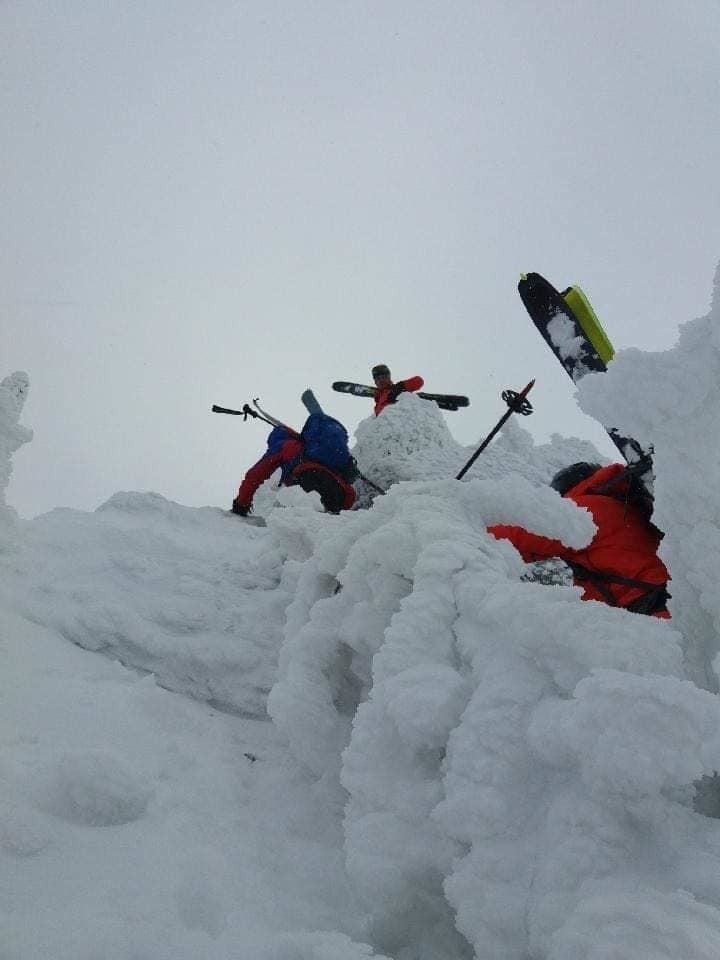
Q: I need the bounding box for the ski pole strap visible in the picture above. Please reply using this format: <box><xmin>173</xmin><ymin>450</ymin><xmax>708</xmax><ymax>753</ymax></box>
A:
<box><xmin>244</xmin><ymin>403</ymin><xmax>276</xmax><ymax>427</ymax></box>
<box><xmin>211</xmin><ymin>403</ymin><xmax>275</xmax><ymax>426</ymax></box>
<box><xmin>567</xmin><ymin>562</ymin><xmax>669</xmax><ymax>612</ymax></box>
<box><xmin>241</xmin><ymin>404</ymin><xmax>265</xmax><ymax>422</ymax></box>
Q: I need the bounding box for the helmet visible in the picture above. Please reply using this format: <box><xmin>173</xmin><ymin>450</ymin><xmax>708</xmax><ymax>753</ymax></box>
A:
<box><xmin>371</xmin><ymin>364</ymin><xmax>391</xmax><ymax>380</ymax></box>
<box><xmin>550</xmin><ymin>462</ymin><xmax>601</xmax><ymax>495</ymax></box>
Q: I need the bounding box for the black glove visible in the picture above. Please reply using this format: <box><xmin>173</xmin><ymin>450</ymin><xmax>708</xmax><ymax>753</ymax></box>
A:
<box><xmin>388</xmin><ymin>382</ymin><xmax>406</xmax><ymax>402</ymax></box>
<box><xmin>231</xmin><ymin>499</ymin><xmax>251</xmax><ymax>516</ymax></box>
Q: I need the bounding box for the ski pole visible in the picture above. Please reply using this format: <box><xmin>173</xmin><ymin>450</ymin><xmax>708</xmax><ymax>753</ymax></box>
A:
<box><xmin>455</xmin><ymin>380</ymin><xmax>535</xmax><ymax>481</ymax></box>
<box><xmin>357</xmin><ymin>471</ymin><xmax>386</xmax><ymax>495</ymax></box>
<box><xmin>212</xmin><ymin>403</ymin><xmax>275</xmax><ymax>427</ymax></box>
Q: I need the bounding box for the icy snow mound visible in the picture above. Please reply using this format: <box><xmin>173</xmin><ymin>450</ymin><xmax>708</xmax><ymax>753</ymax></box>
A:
<box><xmin>269</xmin><ymin>472</ymin><xmax>720</xmax><ymax>959</ymax></box>
<box><xmin>0</xmin><ymin>371</ymin><xmax>32</xmax><ymax>524</ymax></box>
<box><xmin>578</xmin><ymin>263</ymin><xmax>720</xmax><ymax>692</ymax></box>
<box><xmin>352</xmin><ymin>390</ymin><xmax>605</xmax><ymax>493</ymax></box>
<box><xmin>0</xmin><ymin>606</ymin><xmax>384</xmax><ymax>960</ymax></box>
<box><xmin>0</xmin><ymin>491</ymin><xmax>296</xmax><ymax>717</ymax></box>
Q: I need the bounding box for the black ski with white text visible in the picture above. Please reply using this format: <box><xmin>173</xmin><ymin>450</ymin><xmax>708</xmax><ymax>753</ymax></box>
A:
<box><xmin>332</xmin><ymin>381</ymin><xmax>469</xmax><ymax>412</ymax></box>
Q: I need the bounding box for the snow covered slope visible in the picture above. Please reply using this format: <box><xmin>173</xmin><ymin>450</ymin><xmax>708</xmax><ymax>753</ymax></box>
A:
<box><xmin>2</xmin><ymin>275</ymin><xmax>720</xmax><ymax>960</ymax></box>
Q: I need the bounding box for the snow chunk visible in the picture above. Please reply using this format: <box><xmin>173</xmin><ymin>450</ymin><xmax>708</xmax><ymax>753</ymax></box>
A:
<box><xmin>548</xmin><ymin>884</ymin><xmax>720</xmax><ymax>960</ymax></box>
<box><xmin>37</xmin><ymin>749</ymin><xmax>154</xmax><ymax>826</ymax></box>
<box><xmin>0</xmin><ymin>371</ymin><xmax>32</xmax><ymax>522</ymax></box>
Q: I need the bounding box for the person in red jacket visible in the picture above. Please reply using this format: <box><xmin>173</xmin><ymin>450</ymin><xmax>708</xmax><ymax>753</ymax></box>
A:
<box><xmin>371</xmin><ymin>364</ymin><xmax>424</xmax><ymax>416</ymax></box>
<box><xmin>232</xmin><ymin>425</ymin><xmax>356</xmax><ymax>517</ymax></box>
<box><xmin>489</xmin><ymin>461</ymin><xmax>670</xmax><ymax>618</ymax></box>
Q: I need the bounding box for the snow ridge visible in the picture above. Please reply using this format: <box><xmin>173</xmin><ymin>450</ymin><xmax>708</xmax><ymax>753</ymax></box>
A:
<box><xmin>3</xmin><ymin>266</ymin><xmax>720</xmax><ymax>959</ymax></box>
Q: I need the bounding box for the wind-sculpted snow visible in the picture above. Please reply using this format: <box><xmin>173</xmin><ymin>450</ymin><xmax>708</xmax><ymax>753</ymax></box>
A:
<box><xmin>0</xmin><ymin>490</ymin><xmax>305</xmax><ymax>716</ymax></box>
<box><xmin>271</xmin><ymin>403</ymin><xmax>720</xmax><ymax>958</ymax></box>
<box><xmin>578</xmin><ymin>262</ymin><xmax>720</xmax><ymax>693</ymax></box>
<box><xmin>352</xmin><ymin>390</ymin><xmax>606</xmax><ymax>495</ymax></box>
<box><xmin>4</xmin><ymin>270</ymin><xmax>720</xmax><ymax>960</ymax></box>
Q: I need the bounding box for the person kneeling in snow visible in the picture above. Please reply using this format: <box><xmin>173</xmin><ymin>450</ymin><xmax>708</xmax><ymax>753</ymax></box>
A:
<box><xmin>371</xmin><ymin>364</ymin><xmax>424</xmax><ymax>416</ymax></box>
<box><xmin>232</xmin><ymin>415</ymin><xmax>357</xmax><ymax>517</ymax></box>
<box><xmin>489</xmin><ymin>462</ymin><xmax>670</xmax><ymax>618</ymax></box>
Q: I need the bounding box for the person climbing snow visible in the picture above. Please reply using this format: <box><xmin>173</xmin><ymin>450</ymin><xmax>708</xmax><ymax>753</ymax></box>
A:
<box><xmin>371</xmin><ymin>364</ymin><xmax>424</xmax><ymax>416</ymax></box>
<box><xmin>489</xmin><ymin>461</ymin><xmax>670</xmax><ymax>618</ymax></box>
<box><xmin>232</xmin><ymin>414</ymin><xmax>357</xmax><ymax>517</ymax></box>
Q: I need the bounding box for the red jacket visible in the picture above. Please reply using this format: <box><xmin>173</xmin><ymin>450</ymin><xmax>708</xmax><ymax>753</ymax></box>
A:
<box><xmin>489</xmin><ymin>464</ymin><xmax>669</xmax><ymax>616</ymax></box>
<box><xmin>236</xmin><ymin>437</ymin><xmax>303</xmax><ymax>509</ymax></box>
<box><xmin>235</xmin><ymin>437</ymin><xmax>356</xmax><ymax>512</ymax></box>
<box><xmin>374</xmin><ymin>376</ymin><xmax>425</xmax><ymax>416</ymax></box>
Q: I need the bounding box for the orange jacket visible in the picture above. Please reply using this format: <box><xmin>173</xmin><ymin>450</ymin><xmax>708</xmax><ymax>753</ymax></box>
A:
<box><xmin>374</xmin><ymin>376</ymin><xmax>424</xmax><ymax>416</ymax></box>
<box><xmin>489</xmin><ymin>464</ymin><xmax>669</xmax><ymax>616</ymax></box>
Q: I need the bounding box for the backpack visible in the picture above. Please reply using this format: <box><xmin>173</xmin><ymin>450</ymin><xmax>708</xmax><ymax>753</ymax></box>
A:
<box><xmin>300</xmin><ymin>413</ymin><xmax>352</xmax><ymax>472</ymax></box>
<box><xmin>266</xmin><ymin>425</ymin><xmax>301</xmax><ymax>484</ymax></box>
<box><xmin>266</xmin><ymin>425</ymin><xmax>293</xmax><ymax>456</ymax></box>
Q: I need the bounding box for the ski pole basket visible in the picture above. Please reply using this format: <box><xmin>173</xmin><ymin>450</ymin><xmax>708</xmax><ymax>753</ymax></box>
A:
<box><xmin>500</xmin><ymin>389</ymin><xmax>533</xmax><ymax>417</ymax></box>
<box><xmin>456</xmin><ymin>379</ymin><xmax>535</xmax><ymax>480</ymax></box>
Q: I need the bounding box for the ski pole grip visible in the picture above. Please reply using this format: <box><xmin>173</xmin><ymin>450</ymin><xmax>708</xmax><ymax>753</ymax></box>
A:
<box><xmin>213</xmin><ymin>404</ymin><xmax>259</xmax><ymax>417</ymax></box>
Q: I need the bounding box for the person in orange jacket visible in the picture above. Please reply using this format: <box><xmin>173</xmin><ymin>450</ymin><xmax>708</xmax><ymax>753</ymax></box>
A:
<box><xmin>489</xmin><ymin>461</ymin><xmax>670</xmax><ymax>618</ymax></box>
<box><xmin>371</xmin><ymin>364</ymin><xmax>424</xmax><ymax>416</ymax></box>
<box><xmin>232</xmin><ymin>424</ymin><xmax>356</xmax><ymax>516</ymax></box>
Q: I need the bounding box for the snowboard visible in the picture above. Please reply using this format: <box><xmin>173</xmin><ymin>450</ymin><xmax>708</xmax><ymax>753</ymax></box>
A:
<box><xmin>332</xmin><ymin>381</ymin><xmax>469</xmax><ymax>412</ymax></box>
<box><xmin>517</xmin><ymin>272</ymin><xmax>649</xmax><ymax>467</ymax></box>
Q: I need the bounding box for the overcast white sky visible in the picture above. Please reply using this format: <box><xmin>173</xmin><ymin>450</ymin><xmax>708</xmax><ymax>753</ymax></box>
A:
<box><xmin>3</xmin><ymin>0</ymin><xmax>720</xmax><ymax>518</ymax></box>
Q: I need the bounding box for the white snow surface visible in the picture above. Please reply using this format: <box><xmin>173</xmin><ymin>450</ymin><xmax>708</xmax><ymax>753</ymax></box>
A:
<box><xmin>579</xmin><ymin>263</ymin><xmax>720</xmax><ymax>694</ymax></box>
<box><xmin>3</xmin><ymin>276</ymin><xmax>720</xmax><ymax>960</ymax></box>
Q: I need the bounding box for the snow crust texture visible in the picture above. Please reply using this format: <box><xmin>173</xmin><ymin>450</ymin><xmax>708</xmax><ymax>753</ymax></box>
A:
<box><xmin>270</xmin><ymin>470</ymin><xmax>720</xmax><ymax>959</ymax></box>
<box><xmin>578</xmin><ymin>269</ymin><xmax>720</xmax><ymax>693</ymax></box>
<box><xmin>3</xmin><ymin>270</ymin><xmax>720</xmax><ymax>960</ymax></box>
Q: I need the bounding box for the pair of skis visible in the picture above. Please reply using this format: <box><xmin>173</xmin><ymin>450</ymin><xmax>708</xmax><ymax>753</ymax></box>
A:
<box><xmin>332</xmin><ymin>382</ymin><xmax>469</xmax><ymax>412</ymax></box>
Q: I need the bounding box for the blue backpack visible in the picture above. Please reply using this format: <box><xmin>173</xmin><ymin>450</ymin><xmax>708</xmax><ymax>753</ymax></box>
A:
<box><xmin>300</xmin><ymin>414</ymin><xmax>351</xmax><ymax>471</ymax></box>
<box><xmin>265</xmin><ymin>425</ymin><xmax>301</xmax><ymax>484</ymax></box>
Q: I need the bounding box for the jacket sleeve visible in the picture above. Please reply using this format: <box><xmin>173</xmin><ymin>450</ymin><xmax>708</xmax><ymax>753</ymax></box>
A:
<box><xmin>236</xmin><ymin>450</ymin><xmax>285</xmax><ymax>508</ymax></box>
<box><xmin>488</xmin><ymin>524</ymin><xmax>567</xmax><ymax>563</ymax></box>
<box><xmin>401</xmin><ymin>376</ymin><xmax>424</xmax><ymax>393</ymax></box>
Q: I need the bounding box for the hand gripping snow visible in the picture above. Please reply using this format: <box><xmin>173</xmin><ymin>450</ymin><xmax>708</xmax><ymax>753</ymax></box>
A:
<box><xmin>456</xmin><ymin>380</ymin><xmax>535</xmax><ymax>481</ymax></box>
